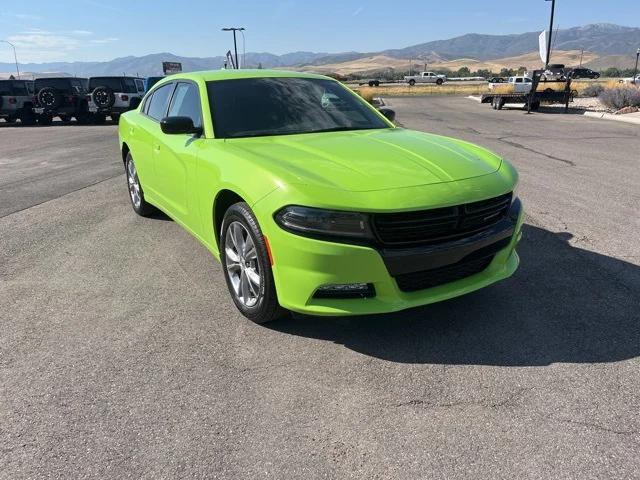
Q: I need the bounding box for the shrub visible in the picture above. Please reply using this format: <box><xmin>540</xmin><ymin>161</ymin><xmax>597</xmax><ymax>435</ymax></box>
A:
<box><xmin>580</xmin><ymin>84</ymin><xmax>604</xmax><ymax>97</ymax></box>
<box><xmin>599</xmin><ymin>86</ymin><xmax>640</xmax><ymax>110</ymax></box>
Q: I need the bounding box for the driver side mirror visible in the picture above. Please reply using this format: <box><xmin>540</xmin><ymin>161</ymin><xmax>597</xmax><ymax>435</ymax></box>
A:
<box><xmin>378</xmin><ymin>107</ymin><xmax>396</xmax><ymax>122</ymax></box>
<box><xmin>160</xmin><ymin>116</ymin><xmax>202</xmax><ymax>135</ymax></box>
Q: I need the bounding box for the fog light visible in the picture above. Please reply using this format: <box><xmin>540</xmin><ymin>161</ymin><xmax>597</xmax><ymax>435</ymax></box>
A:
<box><xmin>313</xmin><ymin>283</ymin><xmax>375</xmax><ymax>299</ymax></box>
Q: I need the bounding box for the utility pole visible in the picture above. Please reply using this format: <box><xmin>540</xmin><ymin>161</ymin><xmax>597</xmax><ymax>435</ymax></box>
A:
<box><xmin>634</xmin><ymin>48</ymin><xmax>640</xmax><ymax>84</ymax></box>
<box><xmin>579</xmin><ymin>48</ymin><xmax>584</xmax><ymax>67</ymax></box>
<box><xmin>222</xmin><ymin>27</ymin><xmax>244</xmax><ymax>69</ymax></box>
<box><xmin>544</xmin><ymin>0</ymin><xmax>556</xmax><ymax>69</ymax></box>
<box><xmin>0</xmin><ymin>40</ymin><xmax>20</xmax><ymax>78</ymax></box>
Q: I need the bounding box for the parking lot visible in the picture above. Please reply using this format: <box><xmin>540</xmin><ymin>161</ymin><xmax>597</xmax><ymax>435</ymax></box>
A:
<box><xmin>1</xmin><ymin>100</ymin><xmax>639</xmax><ymax>478</ymax></box>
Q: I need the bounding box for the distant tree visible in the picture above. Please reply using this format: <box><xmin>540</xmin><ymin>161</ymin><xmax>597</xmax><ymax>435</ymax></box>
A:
<box><xmin>257</xmin><ymin>62</ymin><xmax>263</xmax><ymax>69</ymax></box>
<box><xmin>517</xmin><ymin>66</ymin><xmax>527</xmax><ymax>74</ymax></box>
<box><xmin>456</xmin><ymin>66</ymin><xmax>471</xmax><ymax>77</ymax></box>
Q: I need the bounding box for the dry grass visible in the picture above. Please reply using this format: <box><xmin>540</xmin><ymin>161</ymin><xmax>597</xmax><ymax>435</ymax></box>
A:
<box><xmin>355</xmin><ymin>79</ymin><xmax>613</xmax><ymax>98</ymax></box>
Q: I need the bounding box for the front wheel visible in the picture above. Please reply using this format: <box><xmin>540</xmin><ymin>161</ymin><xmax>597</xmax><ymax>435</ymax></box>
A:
<box><xmin>125</xmin><ymin>152</ymin><xmax>156</xmax><ymax>217</ymax></box>
<box><xmin>408</xmin><ymin>79</ymin><xmax>416</xmax><ymax>86</ymax></box>
<box><xmin>436</xmin><ymin>78</ymin><xmax>443</xmax><ymax>85</ymax></box>
<box><xmin>221</xmin><ymin>203</ymin><xmax>288</xmax><ymax>324</ymax></box>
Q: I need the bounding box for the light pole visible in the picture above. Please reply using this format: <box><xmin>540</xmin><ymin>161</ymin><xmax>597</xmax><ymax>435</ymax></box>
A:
<box><xmin>634</xmin><ymin>48</ymin><xmax>640</xmax><ymax>85</ymax></box>
<box><xmin>239</xmin><ymin>29</ymin><xmax>246</xmax><ymax>68</ymax></box>
<box><xmin>0</xmin><ymin>40</ymin><xmax>20</xmax><ymax>78</ymax></box>
<box><xmin>544</xmin><ymin>0</ymin><xmax>556</xmax><ymax>69</ymax></box>
<box><xmin>222</xmin><ymin>27</ymin><xmax>244</xmax><ymax>69</ymax></box>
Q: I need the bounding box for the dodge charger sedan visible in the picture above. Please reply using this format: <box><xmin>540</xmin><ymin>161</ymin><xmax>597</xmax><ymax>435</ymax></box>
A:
<box><xmin>119</xmin><ymin>70</ymin><xmax>523</xmax><ymax>323</ymax></box>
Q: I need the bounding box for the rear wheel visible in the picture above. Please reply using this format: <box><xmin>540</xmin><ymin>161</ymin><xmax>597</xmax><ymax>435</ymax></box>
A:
<box><xmin>59</xmin><ymin>115</ymin><xmax>71</xmax><ymax>123</ymax></box>
<box><xmin>436</xmin><ymin>78</ymin><xmax>444</xmax><ymax>85</ymax></box>
<box><xmin>37</xmin><ymin>114</ymin><xmax>53</xmax><ymax>126</ymax></box>
<box><xmin>19</xmin><ymin>109</ymin><xmax>36</xmax><ymax>125</ymax></box>
<box><xmin>497</xmin><ymin>98</ymin><xmax>505</xmax><ymax>110</ymax></box>
<box><xmin>220</xmin><ymin>203</ymin><xmax>288</xmax><ymax>324</ymax></box>
<box><xmin>408</xmin><ymin>79</ymin><xmax>416</xmax><ymax>86</ymax></box>
<box><xmin>111</xmin><ymin>113</ymin><xmax>121</xmax><ymax>124</ymax></box>
<box><xmin>125</xmin><ymin>152</ymin><xmax>156</xmax><ymax>217</ymax></box>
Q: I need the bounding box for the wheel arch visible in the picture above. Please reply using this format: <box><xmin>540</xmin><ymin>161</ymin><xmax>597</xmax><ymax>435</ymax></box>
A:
<box><xmin>213</xmin><ymin>189</ymin><xmax>246</xmax><ymax>248</ymax></box>
<box><xmin>121</xmin><ymin>142</ymin><xmax>130</xmax><ymax>165</ymax></box>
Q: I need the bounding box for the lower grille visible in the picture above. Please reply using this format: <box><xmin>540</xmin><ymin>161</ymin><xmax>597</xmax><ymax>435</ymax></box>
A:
<box><xmin>395</xmin><ymin>255</ymin><xmax>494</xmax><ymax>293</ymax></box>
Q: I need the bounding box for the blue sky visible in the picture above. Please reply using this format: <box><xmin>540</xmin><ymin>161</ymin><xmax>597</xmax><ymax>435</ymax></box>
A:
<box><xmin>0</xmin><ymin>0</ymin><xmax>638</xmax><ymax>63</ymax></box>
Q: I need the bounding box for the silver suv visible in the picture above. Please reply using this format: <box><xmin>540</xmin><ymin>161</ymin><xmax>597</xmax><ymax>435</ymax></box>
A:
<box><xmin>87</xmin><ymin>76</ymin><xmax>145</xmax><ymax>123</ymax></box>
<box><xmin>0</xmin><ymin>79</ymin><xmax>36</xmax><ymax>125</ymax></box>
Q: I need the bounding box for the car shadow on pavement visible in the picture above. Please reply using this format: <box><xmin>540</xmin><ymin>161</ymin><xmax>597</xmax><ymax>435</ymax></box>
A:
<box><xmin>267</xmin><ymin>224</ymin><xmax>640</xmax><ymax>366</ymax></box>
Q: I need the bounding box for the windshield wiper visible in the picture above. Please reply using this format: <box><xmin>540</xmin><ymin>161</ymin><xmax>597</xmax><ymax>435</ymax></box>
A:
<box><xmin>308</xmin><ymin>126</ymin><xmax>378</xmax><ymax>134</ymax></box>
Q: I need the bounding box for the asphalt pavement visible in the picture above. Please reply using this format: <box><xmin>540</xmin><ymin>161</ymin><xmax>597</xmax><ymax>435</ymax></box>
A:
<box><xmin>1</xmin><ymin>103</ymin><xmax>639</xmax><ymax>479</ymax></box>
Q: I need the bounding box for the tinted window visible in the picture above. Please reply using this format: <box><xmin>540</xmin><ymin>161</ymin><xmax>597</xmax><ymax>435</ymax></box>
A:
<box><xmin>146</xmin><ymin>83</ymin><xmax>174</xmax><ymax>120</ymax></box>
<box><xmin>122</xmin><ymin>78</ymin><xmax>137</xmax><ymax>93</ymax></box>
<box><xmin>207</xmin><ymin>77</ymin><xmax>389</xmax><ymax>139</ymax></box>
<box><xmin>11</xmin><ymin>81</ymin><xmax>29</xmax><ymax>95</ymax></box>
<box><xmin>70</xmin><ymin>78</ymin><xmax>87</xmax><ymax>93</ymax></box>
<box><xmin>167</xmin><ymin>82</ymin><xmax>202</xmax><ymax>128</ymax></box>
<box><xmin>89</xmin><ymin>77</ymin><xmax>122</xmax><ymax>91</ymax></box>
<box><xmin>35</xmin><ymin>78</ymin><xmax>73</xmax><ymax>93</ymax></box>
<box><xmin>135</xmin><ymin>79</ymin><xmax>144</xmax><ymax>92</ymax></box>
<box><xmin>0</xmin><ymin>81</ymin><xmax>13</xmax><ymax>95</ymax></box>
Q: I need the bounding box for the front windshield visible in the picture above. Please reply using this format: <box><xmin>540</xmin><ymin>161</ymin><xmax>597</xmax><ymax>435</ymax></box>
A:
<box><xmin>207</xmin><ymin>77</ymin><xmax>389</xmax><ymax>139</ymax></box>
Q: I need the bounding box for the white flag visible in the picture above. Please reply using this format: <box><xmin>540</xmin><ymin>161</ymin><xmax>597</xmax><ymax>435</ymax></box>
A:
<box><xmin>539</xmin><ymin>31</ymin><xmax>548</xmax><ymax>64</ymax></box>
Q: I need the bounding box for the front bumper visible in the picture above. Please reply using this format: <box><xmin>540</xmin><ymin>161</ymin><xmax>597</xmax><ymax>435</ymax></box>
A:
<box><xmin>262</xmin><ymin>199</ymin><xmax>524</xmax><ymax>316</ymax></box>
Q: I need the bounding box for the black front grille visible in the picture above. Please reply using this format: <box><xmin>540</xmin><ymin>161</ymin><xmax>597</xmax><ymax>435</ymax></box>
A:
<box><xmin>372</xmin><ymin>193</ymin><xmax>512</xmax><ymax>247</ymax></box>
<box><xmin>395</xmin><ymin>255</ymin><xmax>494</xmax><ymax>293</ymax></box>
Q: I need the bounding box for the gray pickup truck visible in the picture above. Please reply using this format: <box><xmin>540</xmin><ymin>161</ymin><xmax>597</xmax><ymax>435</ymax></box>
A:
<box><xmin>0</xmin><ymin>79</ymin><xmax>36</xmax><ymax>125</ymax></box>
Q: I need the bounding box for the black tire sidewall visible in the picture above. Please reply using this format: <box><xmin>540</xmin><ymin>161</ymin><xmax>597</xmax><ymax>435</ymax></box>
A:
<box><xmin>220</xmin><ymin>203</ymin><xmax>283</xmax><ymax>324</ymax></box>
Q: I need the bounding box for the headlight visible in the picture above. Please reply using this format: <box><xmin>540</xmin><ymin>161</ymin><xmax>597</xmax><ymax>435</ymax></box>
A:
<box><xmin>275</xmin><ymin>206</ymin><xmax>373</xmax><ymax>240</ymax></box>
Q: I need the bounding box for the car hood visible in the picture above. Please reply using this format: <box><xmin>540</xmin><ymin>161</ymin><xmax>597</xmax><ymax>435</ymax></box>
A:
<box><xmin>225</xmin><ymin>128</ymin><xmax>502</xmax><ymax>192</ymax></box>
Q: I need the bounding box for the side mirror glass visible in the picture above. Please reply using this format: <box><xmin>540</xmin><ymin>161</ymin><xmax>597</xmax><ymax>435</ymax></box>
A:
<box><xmin>160</xmin><ymin>116</ymin><xmax>202</xmax><ymax>135</ymax></box>
<box><xmin>378</xmin><ymin>107</ymin><xmax>396</xmax><ymax>123</ymax></box>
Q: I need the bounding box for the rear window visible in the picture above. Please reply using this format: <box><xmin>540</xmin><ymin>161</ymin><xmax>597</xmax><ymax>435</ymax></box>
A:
<box><xmin>35</xmin><ymin>78</ymin><xmax>83</xmax><ymax>93</ymax></box>
<box><xmin>0</xmin><ymin>80</ymin><xmax>33</xmax><ymax>96</ymax></box>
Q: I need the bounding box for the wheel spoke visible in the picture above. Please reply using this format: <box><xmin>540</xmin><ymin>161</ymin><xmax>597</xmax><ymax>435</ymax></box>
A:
<box><xmin>240</xmin><ymin>270</ymin><xmax>251</xmax><ymax>303</ymax></box>
<box><xmin>245</xmin><ymin>267</ymin><xmax>260</xmax><ymax>289</ymax></box>
<box><xmin>225</xmin><ymin>246</ymin><xmax>240</xmax><ymax>263</ymax></box>
<box><xmin>243</xmin><ymin>235</ymin><xmax>256</xmax><ymax>259</ymax></box>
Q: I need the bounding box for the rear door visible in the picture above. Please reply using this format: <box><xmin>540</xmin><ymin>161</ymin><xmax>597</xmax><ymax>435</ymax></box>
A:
<box><xmin>153</xmin><ymin>81</ymin><xmax>204</xmax><ymax>224</ymax></box>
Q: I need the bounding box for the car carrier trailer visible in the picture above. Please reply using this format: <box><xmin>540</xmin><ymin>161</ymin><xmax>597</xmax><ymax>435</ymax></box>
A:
<box><xmin>481</xmin><ymin>70</ymin><xmax>575</xmax><ymax>113</ymax></box>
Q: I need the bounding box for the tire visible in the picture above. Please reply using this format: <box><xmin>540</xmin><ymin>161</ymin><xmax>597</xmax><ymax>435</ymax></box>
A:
<box><xmin>374</xmin><ymin>81</ymin><xmax>380</xmax><ymax>87</ymax></box>
<box><xmin>220</xmin><ymin>203</ymin><xmax>289</xmax><ymax>324</ymax></box>
<box><xmin>111</xmin><ymin>113</ymin><xmax>121</xmax><ymax>124</ymax></box>
<box><xmin>19</xmin><ymin>109</ymin><xmax>36</xmax><ymax>126</ymax></box>
<box><xmin>92</xmin><ymin>113</ymin><xmax>106</xmax><ymax>124</ymax></box>
<box><xmin>59</xmin><ymin>115</ymin><xmax>71</xmax><ymax>123</ymax></box>
<box><xmin>125</xmin><ymin>152</ymin><xmax>156</xmax><ymax>217</ymax></box>
<box><xmin>408</xmin><ymin>79</ymin><xmax>416</xmax><ymax>86</ymax></box>
<box><xmin>5</xmin><ymin>115</ymin><xmax>16</xmax><ymax>123</ymax></box>
<box><xmin>436</xmin><ymin>78</ymin><xmax>443</xmax><ymax>85</ymax></box>
<box><xmin>531</xmin><ymin>101</ymin><xmax>540</xmax><ymax>111</ymax></box>
<box><xmin>368</xmin><ymin>81</ymin><xmax>375</xmax><ymax>87</ymax></box>
<box><xmin>37</xmin><ymin>87</ymin><xmax>62</xmax><ymax>109</ymax></box>
<box><xmin>497</xmin><ymin>98</ymin><xmax>505</xmax><ymax>110</ymax></box>
<box><xmin>37</xmin><ymin>114</ymin><xmax>53</xmax><ymax>126</ymax></box>
<box><xmin>91</xmin><ymin>86</ymin><xmax>115</xmax><ymax>109</ymax></box>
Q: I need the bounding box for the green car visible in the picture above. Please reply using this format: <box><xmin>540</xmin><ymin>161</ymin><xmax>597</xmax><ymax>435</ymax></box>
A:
<box><xmin>119</xmin><ymin>70</ymin><xmax>523</xmax><ymax>323</ymax></box>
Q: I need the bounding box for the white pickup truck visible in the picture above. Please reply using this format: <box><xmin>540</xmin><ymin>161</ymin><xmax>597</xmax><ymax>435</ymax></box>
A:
<box><xmin>404</xmin><ymin>72</ymin><xmax>446</xmax><ymax>86</ymax></box>
<box><xmin>489</xmin><ymin>75</ymin><xmax>533</xmax><ymax>93</ymax></box>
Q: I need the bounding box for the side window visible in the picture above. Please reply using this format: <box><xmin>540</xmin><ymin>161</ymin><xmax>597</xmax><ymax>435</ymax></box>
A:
<box><xmin>135</xmin><ymin>79</ymin><xmax>144</xmax><ymax>93</ymax></box>
<box><xmin>146</xmin><ymin>83</ymin><xmax>174</xmax><ymax>121</ymax></box>
<box><xmin>122</xmin><ymin>78</ymin><xmax>137</xmax><ymax>93</ymax></box>
<box><xmin>142</xmin><ymin>92</ymin><xmax>153</xmax><ymax>114</ymax></box>
<box><xmin>515</xmin><ymin>78</ymin><xmax>523</xmax><ymax>83</ymax></box>
<box><xmin>167</xmin><ymin>82</ymin><xmax>202</xmax><ymax>128</ymax></box>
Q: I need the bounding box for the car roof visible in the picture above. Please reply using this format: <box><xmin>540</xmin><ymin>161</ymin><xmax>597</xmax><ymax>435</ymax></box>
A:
<box><xmin>152</xmin><ymin>69</ymin><xmax>330</xmax><ymax>85</ymax></box>
<box><xmin>89</xmin><ymin>75</ymin><xmax>143</xmax><ymax>80</ymax></box>
<box><xmin>35</xmin><ymin>77</ymin><xmax>88</xmax><ymax>81</ymax></box>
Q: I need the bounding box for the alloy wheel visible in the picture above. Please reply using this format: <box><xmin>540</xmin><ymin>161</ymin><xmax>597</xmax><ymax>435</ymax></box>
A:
<box><xmin>126</xmin><ymin>159</ymin><xmax>141</xmax><ymax>209</ymax></box>
<box><xmin>224</xmin><ymin>221</ymin><xmax>261</xmax><ymax>307</ymax></box>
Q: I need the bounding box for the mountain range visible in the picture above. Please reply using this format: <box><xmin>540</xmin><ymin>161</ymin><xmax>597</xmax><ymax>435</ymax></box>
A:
<box><xmin>2</xmin><ymin>23</ymin><xmax>638</xmax><ymax>78</ymax></box>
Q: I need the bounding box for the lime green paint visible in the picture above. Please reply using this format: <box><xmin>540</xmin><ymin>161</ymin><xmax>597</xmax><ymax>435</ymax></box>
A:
<box><xmin>119</xmin><ymin>69</ymin><xmax>522</xmax><ymax>316</ymax></box>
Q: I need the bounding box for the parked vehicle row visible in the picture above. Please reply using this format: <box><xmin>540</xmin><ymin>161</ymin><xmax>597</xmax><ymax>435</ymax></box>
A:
<box><xmin>0</xmin><ymin>75</ymin><xmax>150</xmax><ymax>125</ymax></box>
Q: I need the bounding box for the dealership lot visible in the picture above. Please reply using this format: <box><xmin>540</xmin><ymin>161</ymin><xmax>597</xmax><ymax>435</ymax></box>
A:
<box><xmin>1</xmin><ymin>101</ymin><xmax>639</xmax><ymax>478</ymax></box>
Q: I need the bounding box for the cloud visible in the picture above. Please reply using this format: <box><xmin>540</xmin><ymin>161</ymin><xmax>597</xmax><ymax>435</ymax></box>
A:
<box><xmin>91</xmin><ymin>37</ymin><xmax>118</xmax><ymax>44</ymax></box>
<box><xmin>352</xmin><ymin>6</ymin><xmax>364</xmax><ymax>17</ymax></box>
<box><xmin>8</xmin><ymin>33</ymin><xmax>80</xmax><ymax>50</ymax></box>
<box><xmin>71</xmin><ymin>30</ymin><xmax>93</xmax><ymax>36</ymax></box>
<box><xmin>13</xmin><ymin>13</ymin><xmax>43</xmax><ymax>21</ymax></box>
